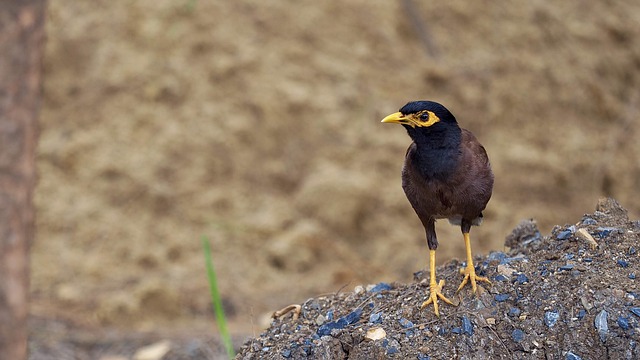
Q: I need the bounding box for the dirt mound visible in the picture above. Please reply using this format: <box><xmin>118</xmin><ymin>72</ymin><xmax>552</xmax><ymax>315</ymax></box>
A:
<box><xmin>237</xmin><ymin>198</ymin><xmax>640</xmax><ymax>359</ymax></box>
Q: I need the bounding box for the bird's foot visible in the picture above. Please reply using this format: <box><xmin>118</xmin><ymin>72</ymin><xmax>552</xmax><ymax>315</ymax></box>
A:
<box><xmin>456</xmin><ymin>264</ymin><xmax>491</xmax><ymax>293</ymax></box>
<box><xmin>421</xmin><ymin>279</ymin><xmax>454</xmax><ymax>316</ymax></box>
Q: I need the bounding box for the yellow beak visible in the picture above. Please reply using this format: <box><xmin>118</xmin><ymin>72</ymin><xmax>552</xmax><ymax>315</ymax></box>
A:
<box><xmin>381</xmin><ymin>112</ymin><xmax>407</xmax><ymax>124</ymax></box>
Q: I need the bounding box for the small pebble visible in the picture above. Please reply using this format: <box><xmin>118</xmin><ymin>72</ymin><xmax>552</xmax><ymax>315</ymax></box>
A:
<box><xmin>343</xmin><ymin>308</ymin><xmax>363</xmax><ymax>325</ymax></box>
<box><xmin>399</xmin><ymin>318</ymin><xmax>414</xmax><ymax>328</ymax></box>
<box><xmin>617</xmin><ymin>316</ymin><xmax>630</xmax><ymax>330</ymax></box>
<box><xmin>508</xmin><ymin>307</ymin><xmax>521</xmax><ymax>317</ymax></box>
<box><xmin>556</xmin><ymin>230</ymin><xmax>572</xmax><ymax>240</ymax></box>
<box><xmin>630</xmin><ymin>246</ymin><xmax>637</xmax><ymax>255</ymax></box>
<box><xmin>617</xmin><ymin>259</ymin><xmax>629</xmax><ymax>268</ymax></box>
<box><xmin>511</xmin><ymin>329</ymin><xmax>525</xmax><ymax>342</ymax></box>
<box><xmin>494</xmin><ymin>274</ymin><xmax>509</xmax><ymax>282</ymax></box>
<box><xmin>629</xmin><ymin>307</ymin><xmax>640</xmax><ymax>318</ymax></box>
<box><xmin>581</xmin><ymin>217</ymin><xmax>597</xmax><ymax>225</ymax></box>
<box><xmin>317</xmin><ymin>308</ymin><xmax>362</xmax><ymax>336</ymax></box>
<box><xmin>369</xmin><ymin>312</ymin><xmax>382</xmax><ymax>324</ymax></box>
<box><xmin>565</xmin><ymin>351</ymin><xmax>582</xmax><ymax>360</ymax></box>
<box><xmin>417</xmin><ymin>354</ymin><xmax>430</xmax><ymax>360</ymax></box>
<box><xmin>559</xmin><ymin>264</ymin><xmax>574</xmax><ymax>271</ymax></box>
<box><xmin>596</xmin><ymin>227</ymin><xmax>618</xmax><ymax>238</ymax></box>
<box><xmin>451</xmin><ymin>327</ymin><xmax>462</xmax><ymax>334</ymax></box>
<box><xmin>515</xmin><ymin>273</ymin><xmax>529</xmax><ymax>284</ymax></box>
<box><xmin>386</xmin><ymin>347</ymin><xmax>399</xmax><ymax>355</ymax></box>
<box><xmin>583</xmin><ymin>258</ymin><xmax>593</xmax><ymax>263</ymax></box>
<box><xmin>628</xmin><ymin>273</ymin><xmax>636</xmax><ymax>280</ymax></box>
<box><xmin>594</xmin><ymin>310</ymin><xmax>608</xmax><ymax>342</ymax></box>
<box><xmin>565</xmin><ymin>253</ymin><xmax>575</xmax><ymax>260</ymax></box>
<box><xmin>577</xmin><ymin>309</ymin><xmax>586</xmax><ymax>320</ymax></box>
<box><xmin>370</xmin><ymin>283</ymin><xmax>392</xmax><ymax>293</ymax></box>
<box><xmin>461</xmin><ymin>316</ymin><xmax>473</xmax><ymax>336</ymax></box>
<box><xmin>326</xmin><ymin>310</ymin><xmax>334</xmax><ymax>321</ymax></box>
<box><xmin>545</xmin><ymin>311</ymin><xmax>559</xmax><ymax>328</ymax></box>
<box><xmin>487</xmin><ymin>252</ymin><xmax>507</xmax><ymax>262</ymax></box>
<box><xmin>281</xmin><ymin>349</ymin><xmax>292</xmax><ymax>358</ymax></box>
<box><xmin>494</xmin><ymin>294</ymin><xmax>510</xmax><ymax>302</ymax></box>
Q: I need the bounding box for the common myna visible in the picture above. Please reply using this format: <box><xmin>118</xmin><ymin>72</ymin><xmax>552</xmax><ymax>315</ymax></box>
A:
<box><xmin>382</xmin><ymin>101</ymin><xmax>493</xmax><ymax>316</ymax></box>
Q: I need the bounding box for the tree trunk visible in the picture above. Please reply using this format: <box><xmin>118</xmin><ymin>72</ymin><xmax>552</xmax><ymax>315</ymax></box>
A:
<box><xmin>0</xmin><ymin>1</ymin><xmax>45</xmax><ymax>359</ymax></box>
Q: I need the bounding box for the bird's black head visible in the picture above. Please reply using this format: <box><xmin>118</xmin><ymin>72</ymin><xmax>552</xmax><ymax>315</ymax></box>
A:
<box><xmin>399</xmin><ymin>101</ymin><xmax>457</xmax><ymax>125</ymax></box>
<box><xmin>381</xmin><ymin>100</ymin><xmax>460</xmax><ymax>141</ymax></box>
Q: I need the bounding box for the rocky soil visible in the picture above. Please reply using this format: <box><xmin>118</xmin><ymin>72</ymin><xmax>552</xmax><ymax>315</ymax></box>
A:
<box><xmin>236</xmin><ymin>198</ymin><xmax>640</xmax><ymax>359</ymax></box>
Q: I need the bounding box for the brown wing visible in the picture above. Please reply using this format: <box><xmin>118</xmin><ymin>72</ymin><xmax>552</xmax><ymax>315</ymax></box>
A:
<box><xmin>453</xmin><ymin>129</ymin><xmax>494</xmax><ymax>219</ymax></box>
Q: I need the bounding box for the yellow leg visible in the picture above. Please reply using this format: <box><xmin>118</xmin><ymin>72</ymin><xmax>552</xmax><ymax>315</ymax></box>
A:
<box><xmin>420</xmin><ymin>249</ymin><xmax>453</xmax><ymax>316</ymax></box>
<box><xmin>457</xmin><ymin>232</ymin><xmax>491</xmax><ymax>293</ymax></box>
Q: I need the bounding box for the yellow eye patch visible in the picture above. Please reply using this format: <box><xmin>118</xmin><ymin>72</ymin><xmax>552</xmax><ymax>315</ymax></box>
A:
<box><xmin>381</xmin><ymin>110</ymin><xmax>441</xmax><ymax>128</ymax></box>
<box><xmin>412</xmin><ymin>111</ymin><xmax>440</xmax><ymax>127</ymax></box>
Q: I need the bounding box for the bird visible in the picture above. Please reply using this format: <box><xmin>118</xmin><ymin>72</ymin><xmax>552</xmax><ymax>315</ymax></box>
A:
<box><xmin>381</xmin><ymin>100</ymin><xmax>494</xmax><ymax>316</ymax></box>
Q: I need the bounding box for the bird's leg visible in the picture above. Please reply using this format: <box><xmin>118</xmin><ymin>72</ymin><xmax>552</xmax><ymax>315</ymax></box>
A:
<box><xmin>456</xmin><ymin>232</ymin><xmax>491</xmax><ymax>293</ymax></box>
<box><xmin>421</xmin><ymin>249</ymin><xmax>454</xmax><ymax>316</ymax></box>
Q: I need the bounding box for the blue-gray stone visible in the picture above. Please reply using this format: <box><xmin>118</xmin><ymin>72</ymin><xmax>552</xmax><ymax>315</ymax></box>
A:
<box><xmin>370</xmin><ymin>282</ymin><xmax>392</xmax><ymax>293</ymax></box>
<box><xmin>511</xmin><ymin>329</ymin><xmax>525</xmax><ymax>342</ymax></box>
<box><xmin>559</xmin><ymin>264</ymin><xmax>574</xmax><ymax>271</ymax></box>
<box><xmin>566</xmin><ymin>351</ymin><xmax>582</xmax><ymax>360</ymax></box>
<box><xmin>369</xmin><ymin>312</ymin><xmax>382</xmax><ymax>324</ymax></box>
<box><xmin>317</xmin><ymin>308</ymin><xmax>362</xmax><ymax>336</ymax></box>
<box><xmin>487</xmin><ymin>252</ymin><xmax>507</xmax><ymax>262</ymax></box>
<box><xmin>617</xmin><ymin>316</ymin><xmax>630</xmax><ymax>330</ymax></box>
<box><xmin>617</xmin><ymin>259</ymin><xmax>629</xmax><ymax>268</ymax></box>
<box><xmin>629</xmin><ymin>273</ymin><xmax>636</xmax><ymax>279</ymax></box>
<box><xmin>451</xmin><ymin>327</ymin><xmax>461</xmax><ymax>334</ymax></box>
<box><xmin>281</xmin><ymin>349</ymin><xmax>292</xmax><ymax>358</ymax></box>
<box><xmin>317</xmin><ymin>321</ymin><xmax>343</xmax><ymax>336</ymax></box>
<box><xmin>583</xmin><ymin>258</ymin><xmax>592</xmax><ymax>263</ymax></box>
<box><xmin>596</xmin><ymin>227</ymin><xmax>619</xmax><ymax>238</ymax></box>
<box><xmin>629</xmin><ymin>246</ymin><xmax>637</xmax><ymax>255</ymax></box>
<box><xmin>565</xmin><ymin>253</ymin><xmax>574</xmax><ymax>260</ymax></box>
<box><xmin>630</xmin><ymin>307</ymin><xmax>640</xmax><ymax>318</ymax></box>
<box><xmin>495</xmin><ymin>294</ymin><xmax>510</xmax><ymax>302</ymax></box>
<box><xmin>508</xmin><ymin>307</ymin><xmax>521</xmax><ymax>317</ymax></box>
<box><xmin>494</xmin><ymin>274</ymin><xmax>509</xmax><ymax>282</ymax></box>
<box><xmin>417</xmin><ymin>354</ymin><xmax>430</xmax><ymax>360</ymax></box>
<box><xmin>545</xmin><ymin>311</ymin><xmax>559</xmax><ymax>327</ymax></box>
<box><xmin>399</xmin><ymin>318</ymin><xmax>414</xmax><ymax>328</ymax></box>
<box><xmin>326</xmin><ymin>310</ymin><xmax>334</xmax><ymax>321</ymax></box>
<box><xmin>461</xmin><ymin>316</ymin><xmax>473</xmax><ymax>336</ymax></box>
<box><xmin>261</xmin><ymin>347</ymin><xmax>270</xmax><ymax>352</ymax></box>
<box><xmin>386</xmin><ymin>346</ymin><xmax>399</xmax><ymax>355</ymax></box>
<box><xmin>577</xmin><ymin>309</ymin><xmax>587</xmax><ymax>320</ymax></box>
<box><xmin>515</xmin><ymin>273</ymin><xmax>529</xmax><ymax>284</ymax></box>
<box><xmin>594</xmin><ymin>310</ymin><xmax>608</xmax><ymax>342</ymax></box>
<box><xmin>342</xmin><ymin>308</ymin><xmax>362</xmax><ymax>325</ymax></box>
<box><xmin>556</xmin><ymin>230</ymin><xmax>572</xmax><ymax>240</ymax></box>
<box><xmin>581</xmin><ymin>217</ymin><xmax>597</xmax><ymax>225</ymax></box>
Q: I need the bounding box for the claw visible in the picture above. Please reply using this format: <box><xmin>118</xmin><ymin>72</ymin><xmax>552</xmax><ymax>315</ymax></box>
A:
<box><xmin>457</xmin><ymin>264</ymin><xmax>491</xmax><ymax>293</ymax></box>
<box><xmin>421</xmin><ymin>279</ymin><xmax>454</xmax><ymax>316</ymax></box>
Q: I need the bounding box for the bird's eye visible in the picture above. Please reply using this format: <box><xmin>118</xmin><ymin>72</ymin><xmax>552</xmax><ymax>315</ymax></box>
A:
<box><xmin>420</xmin><ymin>113</ymin><xmax>429</xmax><ymax>121</ymax></box>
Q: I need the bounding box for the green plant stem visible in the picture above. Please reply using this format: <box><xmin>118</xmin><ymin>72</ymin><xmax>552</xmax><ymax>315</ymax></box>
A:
<box><xmin>202</xmin><ymin>236</ymin><xmax>235</xmax><ymax>359</ymax></box>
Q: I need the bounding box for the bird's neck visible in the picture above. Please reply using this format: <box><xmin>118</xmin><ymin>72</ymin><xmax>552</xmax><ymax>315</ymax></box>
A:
<box><xmin>405</xmin><ymin>123</ymin><xmax>462</xmax><ymax>181</ymax></box>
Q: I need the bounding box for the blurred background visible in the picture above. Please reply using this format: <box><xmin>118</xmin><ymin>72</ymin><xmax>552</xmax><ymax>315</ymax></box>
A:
<box><xmin>32</xmin><ymin>0</ymin><xmax>639</xmax><ymax>348</ymax></box>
